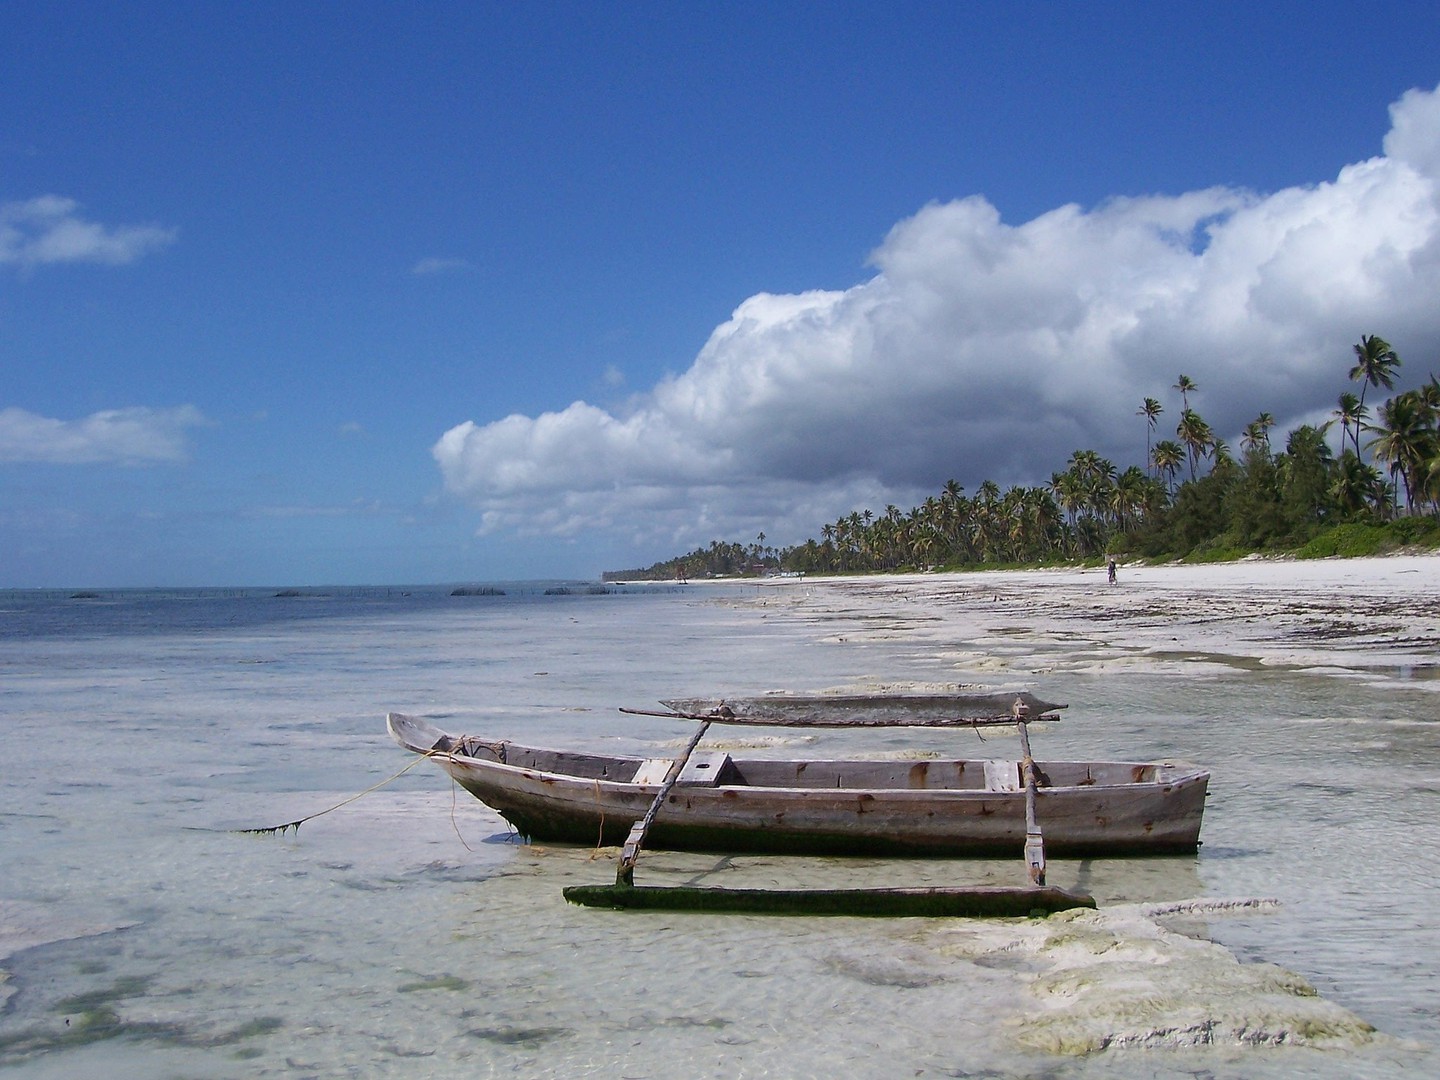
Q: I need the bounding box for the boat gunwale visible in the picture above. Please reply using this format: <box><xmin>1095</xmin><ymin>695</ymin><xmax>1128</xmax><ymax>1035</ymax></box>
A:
<box><xmin>422</xmin><ymin>740</ymin><xmax>1211</xmax><ymax>797</ymax></box>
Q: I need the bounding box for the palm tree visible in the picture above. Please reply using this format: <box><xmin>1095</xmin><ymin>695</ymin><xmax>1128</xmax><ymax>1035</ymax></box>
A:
<box><xmin>1137</xmin><ymin>398</ymin><xmax>1163</xmax><ymax>474</ymax></box>
<box><xmin>1050</xmin><ymin>471</ymin><xmax>1084</xmax><ymax>536</ymax></box>
<box><xmin>1112</xmin><ymin>466</ymin><xmax>1149</xmax><ymax>532</ymax></box>
<box><xmin>1176</xmin><ymin>409</ymin><xmax>1213</xmax><ymax>482</ymax></box>
<box><xmin>1330</xmin><ymin>451</ymin><xmax>1387</xmax><ymax>519</ymax></box>
<box><xmin>1424</xmin><ymin>454</ymin><xmax>1440</xmax><ymax>515</ymax></box>
<box><xmin>1367</xmin><ymin>390</ymin><xmax>1436</xmax><ymax>514</ymax></box>
<box><xmin>1241</xmin><ymin>421</ymin><xmax>1265</xmax><ymax>454</ymax></box>
<box><xmin>1349</xmin><ymin>335</ymin><xmax>1400</xmax><ymax>459</ymax></box>
<box><xmin>1023</xmin><ymin>487</ymin><xmax>1063</xmax><ymax>557</ymax></box>
<box><xmin>1152</xmin><ymin>440</ymin><xmax>1185</xmax><ymax>495</ymax></box>
<box><xmin>845</xmin><ymin>512</ymin><xmax>865</xmax><ymax>569</ymax></box>
<box><xmin>910</xmin><ymin>521</ymin><xmax>940</xmax><ymax>568</ymax></box>
<box><xmin>1066</xmin><ymin>448</ymin><xmax>1100</xmax><ymax>479</ymax></box>
<box><xmin>973</xmin><ymin>480</ymin><xmax>1002</xmax><ymax>561</ymax></box>
<box><xmin>1174</xmin><ymin>374</ymin><xmax>1198</xmax><ymax>411</ymax></box>
<box><xmin>938</xmin><ymin>482</ymin><xmax>972</xmax><ymax>562</ymax></box>
<box><xmin>1331</xmin><ymin>392</ymin><xmax>1369</xmax><ymax>457</ymax></box>
<box><xmin>1415</xmin><ymin>380</ymin><xmax>1440</xmax><ymax>514</ymax></box>
<box><xmin>1241</xmin><ymin>412</ymin><xmax>1275</xmax><ymax>454</ymax></box>
<box><xmin>1419</xmin><ymin>375</ymin><xmax>1440</xmax><ymax>415</ymax></box>
<box><xmin>1090</xmin><ymin>461</ymin><xmax>1119</xmax><ymax>526</ymax></box>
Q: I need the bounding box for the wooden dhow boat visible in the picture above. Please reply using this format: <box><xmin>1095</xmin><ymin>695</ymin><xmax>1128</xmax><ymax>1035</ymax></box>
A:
<box><xmin>387</xmin><ymin>692</ymin><xmax>1208</xmax><ymax>916</ymax></box>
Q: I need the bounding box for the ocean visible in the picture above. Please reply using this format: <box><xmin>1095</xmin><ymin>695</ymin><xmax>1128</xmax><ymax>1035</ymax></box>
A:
<box><xmin>0</xmin><ymin>580</ymin><xmax>1436</xmax><ymax>1078</ymax></box>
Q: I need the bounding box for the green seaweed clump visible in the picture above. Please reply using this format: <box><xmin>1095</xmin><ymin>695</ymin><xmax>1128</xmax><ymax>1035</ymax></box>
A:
<box><xmin>398</xmin><ymin>974</ymin><xmax>470</xmax><ymax>993</ymax></box>
<box><xmin>0</xmin><ymin>975</ymin><xmax>284</xmax><ymax>1068</ymax></box>
<box><xmin>466</xmin><ymin>1024</ymin><xmax>571</xmax><ymax>1048</ymax></box>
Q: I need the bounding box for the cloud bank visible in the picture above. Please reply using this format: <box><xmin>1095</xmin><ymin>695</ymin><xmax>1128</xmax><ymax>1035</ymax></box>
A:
<box><xmin>0</xmin><ymin>196</ymin><xmax>176</xmax><ymax>268</ymax></box>
<box><xmin>0</xmin><ymin>406</ymin><xmax>207</xmax><ymax>465</ymax></box>
<box><xmin>435</xmin><ymin>83</ymin><xmax>1440</xmax><ymax>556</ymax></box>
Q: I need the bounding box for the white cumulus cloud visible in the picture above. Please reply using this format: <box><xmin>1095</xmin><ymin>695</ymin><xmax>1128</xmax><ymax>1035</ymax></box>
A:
<box><xmin>434</xmin><ymin>83</ymin><xmax>1440</xmax><ymax>556</ymax></box>
<box><xmin>0</xmin><ymin>196</ymin><xmax>176</xmax><ymax>268</ymax></box>
<box><xmin>0</xmin><ymin>406</ymin><xmax>207</xmax><ymax>465</ymax></box>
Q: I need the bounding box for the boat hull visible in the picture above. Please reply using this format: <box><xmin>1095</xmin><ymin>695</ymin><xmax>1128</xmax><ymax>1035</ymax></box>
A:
<box><xmin>388</xmin><ymin>713</ymin><xmax>1208</xmax><ymax>857</ymax></box>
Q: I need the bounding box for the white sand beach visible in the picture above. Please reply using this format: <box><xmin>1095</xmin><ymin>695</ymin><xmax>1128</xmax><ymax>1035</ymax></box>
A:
<box><xmin>753</xmin><ymin>552</ymin><xmax>1440</xmax><ymax>678</ymax></box>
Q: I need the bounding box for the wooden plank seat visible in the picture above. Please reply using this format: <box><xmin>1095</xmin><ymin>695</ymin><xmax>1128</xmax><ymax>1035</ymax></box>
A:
<box><xmin>632</xmin><ymin>751</ymin><xmax>732</xmax><ymax>787</ymax></box>
<box><xmin>630</xmin><ymin>758</ymin><xmax>673</xmax><ymax>785</ymax></box>
<box><xmin>983</xmin><ymin>760</ymin><xmax>1021</xmax><ymax>791</ymax></box>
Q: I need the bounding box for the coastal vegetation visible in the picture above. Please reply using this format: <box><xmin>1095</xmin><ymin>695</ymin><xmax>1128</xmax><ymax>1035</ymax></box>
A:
<box><xmin>607</xmin><ymin>335</ymin><xmax>1440</xmax><ymax>581</ymax></box>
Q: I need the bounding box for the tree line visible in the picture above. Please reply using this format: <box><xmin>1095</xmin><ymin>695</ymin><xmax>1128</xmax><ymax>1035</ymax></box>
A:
<box><xmin>605</xmin><ymin>334</ymin><xmax>1440</xmax><ymax>581</ymax></box>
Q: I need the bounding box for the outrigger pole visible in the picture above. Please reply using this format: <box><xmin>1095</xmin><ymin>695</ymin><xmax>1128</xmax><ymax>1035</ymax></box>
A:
<box><xmin>615</xmin><ymin>717</ymin><xmax>714</xmax><ymax>886</ymax></box>
<box><xmin>1013</xmin><ymin>697</ymin><xmax>1047</xmax><ymax>887</ymax></box>
<box><xmin>564</xmin><ymin>694</ymin><xmax>1093</xmax><ymax>917</ymax></box>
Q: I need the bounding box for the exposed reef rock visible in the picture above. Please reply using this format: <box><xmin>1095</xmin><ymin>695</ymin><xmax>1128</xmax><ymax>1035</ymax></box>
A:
<box><xmin>938</xmin><ymin>901</ymin><xmax>1377</xmax><ymax>1055</ymax></box>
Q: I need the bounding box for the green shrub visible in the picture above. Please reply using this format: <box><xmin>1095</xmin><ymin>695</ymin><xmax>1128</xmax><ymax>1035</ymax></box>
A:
<box><xmin>1387</xmin><ymin>516</ymin><xmax>1440</xmax><ymax>547</ymax></box>
<box><xmin>1180</xmin><ymin>545</ymin><xmax>1245</xmax><ymax>564</ymax></box>
<box><xmin>1296</xmin><ymin>523</ymin><xmax>1390</xmax><ymax>559</ymax></box>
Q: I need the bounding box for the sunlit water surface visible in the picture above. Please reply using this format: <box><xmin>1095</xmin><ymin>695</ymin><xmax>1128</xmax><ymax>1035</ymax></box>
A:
<box><xmin>0</xmin><ymin>582</ymin><xmax>1436</xmax><ymax>1078</ymax></box>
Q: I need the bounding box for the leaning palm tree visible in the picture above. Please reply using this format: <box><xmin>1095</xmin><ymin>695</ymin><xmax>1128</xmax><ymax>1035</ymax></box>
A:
<box><xmin>1137</xmin><ymin>398</ymin><xmax>1163</xmax><ymax>474</ymax></box>
<box><xmin>1349</xmin><ymin>336</ymin><xmax>1401</xmax><ymax>459</ymax></box>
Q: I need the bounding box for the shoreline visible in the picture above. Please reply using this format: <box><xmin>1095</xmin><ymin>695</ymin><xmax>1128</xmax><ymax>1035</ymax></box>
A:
<box><xmin>740</xmin><ymin>553</ymin><xmax>1440</xmax><ymax>678</ymax></box>
<box><xmin>753</xmin><ymin>549</ymin><xmax>1440</xmax><ymax>590</ymax></box>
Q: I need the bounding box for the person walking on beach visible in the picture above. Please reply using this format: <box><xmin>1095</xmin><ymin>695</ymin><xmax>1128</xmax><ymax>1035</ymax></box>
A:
<box><xmin>1107</xmin><ymin>559</ymin><xmax>1117</xmax><ymax>585</ymax></box>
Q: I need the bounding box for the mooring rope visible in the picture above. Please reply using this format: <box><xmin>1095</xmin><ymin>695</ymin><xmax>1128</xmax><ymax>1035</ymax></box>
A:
<box><xmin>234</xmin><ymin>745</ymin><xmax>451</xmax><ymax>837</ymax></box>
<box><xmin>591</xmin><ymin>778</ymin><xmax>605</xmax><ymax>857</ymax></box>
<box><xmin>448</xmin><ymin>767</ymin><xmax>474</xmax><ymax>851</ymax></box>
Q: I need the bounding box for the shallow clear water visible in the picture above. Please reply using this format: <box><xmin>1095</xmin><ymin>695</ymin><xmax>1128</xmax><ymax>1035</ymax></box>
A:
<box><xmin>0</xmin><ymin>581</ymin><xmax>1436</xmax><ymax>1077</ymax></box>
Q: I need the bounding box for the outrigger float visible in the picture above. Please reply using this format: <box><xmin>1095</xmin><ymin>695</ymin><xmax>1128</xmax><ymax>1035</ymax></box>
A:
<box><xmin>387</xmin><ymin>692</ymin><xmax>1208</xmax><ymax>916</ymax></box>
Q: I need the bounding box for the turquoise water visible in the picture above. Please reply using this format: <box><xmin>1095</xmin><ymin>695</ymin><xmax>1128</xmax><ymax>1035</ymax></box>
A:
<box><xmin>0</xmin><ymin>581</ymin><xmax>1436</xmax><ymax>1077</ymax></box>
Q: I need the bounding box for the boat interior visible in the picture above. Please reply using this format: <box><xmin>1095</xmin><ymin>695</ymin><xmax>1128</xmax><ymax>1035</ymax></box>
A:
<box><xmin>445</xmin><ymin>736</ymin><xmax>1186</xmax><ymax>791</ymax></box>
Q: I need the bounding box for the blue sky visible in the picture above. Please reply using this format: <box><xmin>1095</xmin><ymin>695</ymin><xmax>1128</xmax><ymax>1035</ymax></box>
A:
<box><xmin>3</xmin><ymin>2</ymin><xmax>1439</xmax><ymax>587</ymax></box>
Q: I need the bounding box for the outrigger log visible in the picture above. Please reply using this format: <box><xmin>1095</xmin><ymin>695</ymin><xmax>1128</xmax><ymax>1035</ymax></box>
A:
<box><xmin>562</xmin><ymin>882</ymin><xmax>1094</xmax><ymax>917</ymax></box>
<box><xmin>562</xmin><ymin>692</ymin><xmax>1098</xmax><ymax>917</ymax></box>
